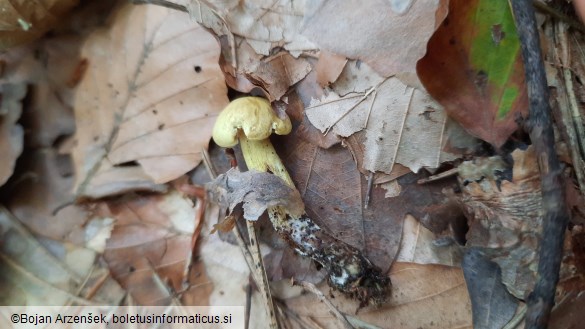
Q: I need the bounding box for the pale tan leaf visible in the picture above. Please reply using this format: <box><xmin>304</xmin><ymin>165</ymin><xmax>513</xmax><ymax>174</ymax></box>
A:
<box><xmin>284</xmin><ymin>262</ymin><xmax>472</xmax><ymax>329</ymax></box>
<box><xmin>306</xmin><ymin>77</ymin><xmax>446</xmax><ymax>173</ymax></box>
<box><xmin>301</xmin><ymin>0</ymin><xmax>448</xmax><ymax>79</ymax></box>
<box><xmin>187</xmin><ymin>0</ymin><xmax>316</xmax><ymax>57</ymax></box>
<box><xmin>198</xmin><ymin>206</ymin><xmax>270</xmax><ymax>328</ymax></box>
<box><xmin>72</xmin><ymin>3</ymin><xmax>228</xmax><ymax>198</ymax></box>
<box><xmin>396</xmin><ymin>215</ymin><xmax>461</xmax><ymax>266</ymax></box>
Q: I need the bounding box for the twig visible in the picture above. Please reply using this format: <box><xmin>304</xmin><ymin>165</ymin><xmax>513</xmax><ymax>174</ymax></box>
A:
<box><xmin>549</xmin><ymin>21</ymin><xmax>585</xmax><ymax>195</ymax></box>
<box><xmin>531</xmin><ymin>0</ymin><xmax>585</xmax><ymax>34</ymax></box>
<box><xmin>202</xmin><ymin>148</ymin><xmax>279</xmax><ymax>328</ymax></box>
<box><xmin>292</xmin><ymin>280</ymin><xmax>355</xmax><ymax>329</ymax></box>
<box><xmin>509</xmin><ymin>1</ymin><xmax>570</xmax><ymax>328</ymax></box>
<box><xmin>417</xmin><ymin>167</ymin><xmax>459</xmax><ymax>184</ymax></box>
<box><xmin>246</xmin><ymin>220</ymin><xmax>279</xmax><ymax>329</ymax></box>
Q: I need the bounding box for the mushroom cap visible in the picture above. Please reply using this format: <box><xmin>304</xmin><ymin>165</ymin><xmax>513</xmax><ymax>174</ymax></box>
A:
<box><xmin>212</xmin><ymin>97</ymin><xmax>292</xmax><ymax>147</ymax></box>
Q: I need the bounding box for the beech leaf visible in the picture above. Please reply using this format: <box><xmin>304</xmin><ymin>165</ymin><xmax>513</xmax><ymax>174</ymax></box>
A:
<box><xmin>72</xmin><ymin>3</ymin><xmax>228</xmax><ymax>198</ymax></box>
<box><xmin>301</xmin><ymin>0</ymin><xmax>448</xmax><ymax>80</ymax></box>
<box><xmin>306</xmin><ymin>76</ymin><xmax>447</xmax><ymax>173</ymax></box>
<box><xmin>102</xmin><ymin>190</ymin><xmax>200</xmax><ymax>305</ymax></box>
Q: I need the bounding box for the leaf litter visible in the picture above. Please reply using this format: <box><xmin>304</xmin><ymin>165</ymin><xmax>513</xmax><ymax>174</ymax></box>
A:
<box><xmin>6</xmin><ymin>0</ymin><xmax>585</xmax><ymax>328</ymax></box>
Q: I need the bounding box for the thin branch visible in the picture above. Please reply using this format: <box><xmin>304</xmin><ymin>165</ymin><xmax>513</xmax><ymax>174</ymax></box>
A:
<box><xmin>509</xmin><ymin>1</ymin><xmax>570</xmax><ymax>328</ymax></box>
<box><xmin>292</xmin><ymin>280</ymin><xmax>355</xmax><ymax>329</ymax></box>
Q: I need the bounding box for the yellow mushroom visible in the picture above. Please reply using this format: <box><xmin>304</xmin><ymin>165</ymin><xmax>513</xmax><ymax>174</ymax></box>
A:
<box><xmin>212</xmin><ymin>97</ymin><xmax>294</xmax><ymax>187</ymax></box>
<box><xmin>210</xmin><ymin>96</ymin><xmax>390</xmax><ymax>307</ymax></box>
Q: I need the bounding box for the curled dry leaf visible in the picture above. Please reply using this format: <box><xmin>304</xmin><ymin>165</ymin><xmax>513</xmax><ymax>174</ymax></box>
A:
<box><xmin>306</xmin><ymin>77</ymin><xmax>447</xmax><ymax>173</ymax></box>
<box><xmin>0</xmin><ymin>0</ymin><xmax>79</xmax><ymax>50</ymax></box>
<box><xmin>459</xmin><ymin>146</ymin><xmax>542</xmax><ymax>298</ymax></box>
<box><xmin>101</xmin><ymin>190</ymin><xmax>202</xmax><ymax>305</ymax></box>
<box><xmin>72</xmin><ymin>3</ymin><xmax>228</xmax><ymax>198</ymax></box>
<box><xmin>205</xmin><ymin>168</ymin><xmax>305</xmax><ymax>221</ymax></box>
<box><xmin>0</xmin><ymin>83</ymin><xmax>25</xmax><ymax>187</ymax></box>
<box><xmin>301</xmin><ymin>0</ymin><xmax>448</xmax><ymax>80</ymax></box>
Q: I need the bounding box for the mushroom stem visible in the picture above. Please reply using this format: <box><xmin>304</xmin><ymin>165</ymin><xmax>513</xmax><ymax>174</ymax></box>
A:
<box><xmin>238</xmin><ymin>135</ymin><xmax>389</xmax><ymax>307</ymax></box>
<box><xmin>239</xmin><ymin>135</ymin><xmax>294</xmax><ymax>187</ymax></box>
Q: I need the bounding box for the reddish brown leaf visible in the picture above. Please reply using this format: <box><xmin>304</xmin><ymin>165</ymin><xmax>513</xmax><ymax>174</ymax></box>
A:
<box><xmin>417</xmin><ymin>0</ymin><xmax>528</xmax><ymax>147</ymax></box>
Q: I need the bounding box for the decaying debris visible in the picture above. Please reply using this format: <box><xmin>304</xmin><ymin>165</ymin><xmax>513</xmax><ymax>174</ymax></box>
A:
<box><xmin>206</xmin><ymin>169</ymin><xmax>389</xmax><ymax>306</ymax></box>
<box><xmin>208</xmin><ymin>97</ymin><xmax>389</xmax><ymax>306</ymax></box>
<box><xmin>458</xmin><ymin>146</ymin><xmax>542</xmax><ymax>298</ymax></box>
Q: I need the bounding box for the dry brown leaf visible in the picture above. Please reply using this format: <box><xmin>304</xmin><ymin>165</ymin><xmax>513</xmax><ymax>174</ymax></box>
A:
<box><xmin>306</xmin><ymin>77</ymin><xmax>447</xmax><ymax>173</ymax></box>
<box><xmin>0</xmin><ymin>0</ymin><xmax>79</xmax><ymax>50</ymax></box>
<box><xmin>315</xmin><ymin>50</ymin><xmax>347</xmax><ymax>87</ymax></box>
<box><xmin>0</xmin><ymin>83</ymin><xmax>25</xmax><ymax>187</ymax></box>
<box><xmin>102</xmin><ymin>190</ymin><xmax>201</xmax><ymax>305</ymax></box>
<box><xmin>247</xmin><ymin>51</ymin><xmax>312</xmax><ymax>101</ymax></box>
<box><xmin>72</xmin><ymin>3</ymin><xmax>228</xmax><ymax>198</ymax></box>
<box><xmin>274</xmin><ymin>123</ymin><xmax>456</xmax><ymax>274</ymax></box>
<box><xmin>284</xmin><ymin>262</ymin><xmax>472</xmax><ymax>329</ymax></box>
<box><xmin>206</xmin><ymin>168</ymin><xmax>305</xmax><ymax>221</ymax></box>
<box><xmin>301</xmin><ymin>0</ymin><xmax>448</xmax><ymax>80</ymax></box>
